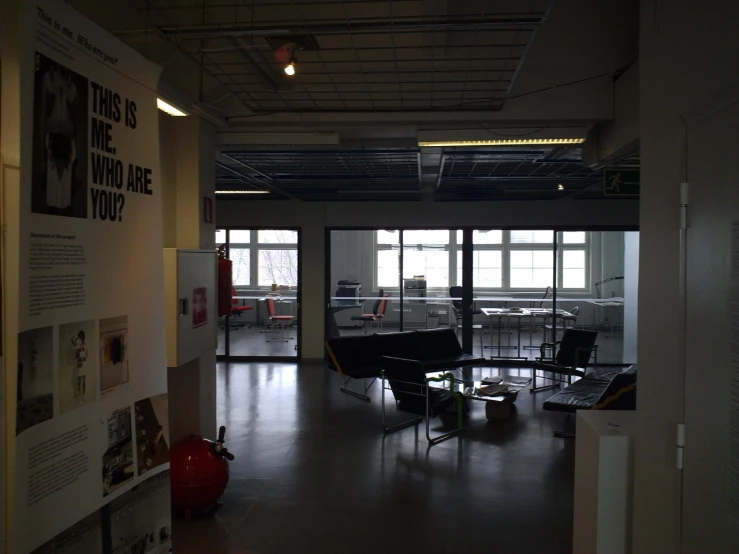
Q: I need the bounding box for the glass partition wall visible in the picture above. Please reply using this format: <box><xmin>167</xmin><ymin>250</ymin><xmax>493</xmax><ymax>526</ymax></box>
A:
<box><xmin>327</xmin><ymin>228</ymin><xmax>637</xmax><ymax>366</ymax></box>
<box><xmin>217</xmin><ymin>228</ymin><xmax>300</xmax><ymax>359</ymax></box>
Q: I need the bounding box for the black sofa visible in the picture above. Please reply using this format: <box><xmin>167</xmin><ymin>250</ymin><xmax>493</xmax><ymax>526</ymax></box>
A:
<box><xmin>543</xmin><ymin>365</ymin><xmax>637</xmax><ymax>436</ymax></box>
<box><xmin>326</xmin><ymin>328</ymin><xmax>485</xmax><ymax>401</ymax></box>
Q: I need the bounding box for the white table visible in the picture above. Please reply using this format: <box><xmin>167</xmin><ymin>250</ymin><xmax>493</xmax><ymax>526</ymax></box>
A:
<box><xmin>480</xmin><ymin>308</ymin><xmax>532</xmax><ymax>358</ymax></box>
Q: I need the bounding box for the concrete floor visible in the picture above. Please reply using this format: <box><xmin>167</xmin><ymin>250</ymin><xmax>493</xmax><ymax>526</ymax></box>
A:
<box><xmin>172</xmin><ymin>362</ymin><xmax>576</xmax><ymax>554</ymax></box>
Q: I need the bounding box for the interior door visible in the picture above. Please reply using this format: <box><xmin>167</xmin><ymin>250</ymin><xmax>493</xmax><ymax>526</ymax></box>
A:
<box><xmin>682</xmin><ymin>88</ymin><xmax>739</xmax><ymax>552</ymax></box>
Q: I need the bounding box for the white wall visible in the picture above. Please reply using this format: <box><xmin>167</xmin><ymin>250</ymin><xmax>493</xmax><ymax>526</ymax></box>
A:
<box><xmin>218</xmin><ymin>198</ymin><xmax>637</xmax><ymax>358</ymax></box>
<box><xmin>635</xmin><ymin>1</ymin><xmax>739</xmax><ymax>552</ymax></box>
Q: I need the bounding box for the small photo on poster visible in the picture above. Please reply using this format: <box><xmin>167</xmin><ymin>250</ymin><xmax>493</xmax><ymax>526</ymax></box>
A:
<box><xmin>17</xmin><ymin>327</ymin><xmax>54</xmax><ymax>435</ymax></box>
<box><xmin>59</xmin><ymin>320</ymin><xmax>99</xmax><ymax>413</ymax></box>
<box><xmin>103</xmin><ymin>406</ymin><xmax>135</xmax><ymax>497</ymax></box>
<box><xmin>31</xmin><ymin>509</ymin><xmax>102</xmax><ymax>553</ymax></box>
<box><xmin>100</xmin><ymin>316</ymin><xmax>129</xmax><ymax>393</ymax></box>
<box><xmin>108</xmin><ymin>470</ymin><xmax>172</xmax><ymax>554</ymax></box>
<box><xmin>32</xmin><ymin>51</ymin><xmax>89</xmax><ymax>218</ymax></box>
<box><xmin>134</xmin><ymin>394</ymin><xmax>170</xmax><ymax>475</ymax></box>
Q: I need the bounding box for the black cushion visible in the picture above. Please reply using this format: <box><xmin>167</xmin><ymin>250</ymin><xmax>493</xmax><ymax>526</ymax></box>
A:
<box><xmin>374</xmin><ymin>331</ymin><xmax>422</xmax><ymax>359</ymax></box>
<box><xmin>543</xmin><ymin>366</ymin><xmax>637</xmax><ymax>414</ymax></box>
<box><xmin>326</xmin><ymin>335</ymin><xmax>381</xmax><ymax>378</ymax></box>
<box><xmin>415</xmin><ymin>328</ymin><xmax>463</xmax><ymax>360</ymax></box>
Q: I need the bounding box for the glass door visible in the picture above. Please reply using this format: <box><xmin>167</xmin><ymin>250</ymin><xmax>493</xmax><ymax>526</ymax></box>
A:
<box><xmin>327</xmin><ymin>230</ymin><xmax>399</xmax><ymax>338</ymax></box>
<box><xmin>217</xmin><ymin>228</ymin><xmax>300</xmax><ymax>359</ymax></box>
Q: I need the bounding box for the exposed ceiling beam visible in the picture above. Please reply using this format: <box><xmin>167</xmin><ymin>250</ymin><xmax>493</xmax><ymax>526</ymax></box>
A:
<box><xmin>216</xmin><ymin>157</ymin><xmax>295</xmax><ymax>200</ymax></box>
<box><xmin>153</xmin><ymin>18</ymin><xmax>543</xmax><ymax>40</ymax></box>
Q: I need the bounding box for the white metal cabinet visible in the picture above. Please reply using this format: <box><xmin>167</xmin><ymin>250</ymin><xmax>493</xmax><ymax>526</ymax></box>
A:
<box><xmin>163</xmin><ymin>249</ymin><xmax>217</xmax><ymax>367</ymax></box>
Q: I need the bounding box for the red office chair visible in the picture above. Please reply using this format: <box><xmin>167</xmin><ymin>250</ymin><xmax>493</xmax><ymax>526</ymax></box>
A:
<box><xmin>232</xmin><ymin>287</ymin><xmax>253</xmax><ymax>315</ymax></box>
<box><xmin>350</xmin><ymin>290</ymin><xmax>389</xmax><ymax>334</ymax></box>
<box><xmin>266</xmin><ymin>297</ymin><xmax>295</xmax><ymax>342</ymax></box>
<box><xmin>230</xmin><ymin>287</ymin><xmax>252</xmax><ymax>328</ymax></box>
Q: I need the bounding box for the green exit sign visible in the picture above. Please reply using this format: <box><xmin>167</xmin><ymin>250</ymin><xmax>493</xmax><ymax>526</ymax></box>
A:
<box><xmin>604</xmin><ymin>169</ymin><xmax>640</xmax><ymax>196</ymax></box>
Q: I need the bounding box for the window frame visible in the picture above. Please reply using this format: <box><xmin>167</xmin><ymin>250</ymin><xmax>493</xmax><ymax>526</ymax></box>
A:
<box><xmin>217</xmin><ymin>229</ymin><xmax>300</xmax><ymax>290</ymax></box>
<box><xmin>373</xmin><ymin>229</ymin><xmax>590</xmax><ymax>293</ymax></box>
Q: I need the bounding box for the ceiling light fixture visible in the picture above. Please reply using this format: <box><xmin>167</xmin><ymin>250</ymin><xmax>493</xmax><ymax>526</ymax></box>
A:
<box><xmin>418</xmin><ymin>138</ymin><xmax>586</xmax><ymax>147</ymax></box>
<box><xmin>284</xmin><ymin>61</ymin><xmax>296</xmax><ymax>76</ymax></box>
<box><xmin>215</xmin><ymin>190</ymin><xmax>270</xmax><ymax>195</ymax></box>
<box><xmin>558</xmin><ymin>184</ymin><xmax>565</xmax><ymax>191</ymax></box>
<box><xmin>157</xmin><ymin>98</ymin><xmax>188</xmax><ymax>117</ymax></box>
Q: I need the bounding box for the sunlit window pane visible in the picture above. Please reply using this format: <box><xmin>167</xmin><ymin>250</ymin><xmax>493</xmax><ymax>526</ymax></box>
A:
<box><xmin>231</xmin><ymin>248</ymin><xmax>250</xmax><ymax>286</ymax></box>
<box><xmin>377</xmin><ymin>250</ymin><xmax>399</xmax><ymax>287</ymax></box>
<box><xmin>258</xmin><ymin>249</ymin><xmax>298</xmax><ymax>286</ymax></box>
<box><xmin>258</xmin><ymin>230</ymin><xmax>298</xmax><ymax>244</ymax></box>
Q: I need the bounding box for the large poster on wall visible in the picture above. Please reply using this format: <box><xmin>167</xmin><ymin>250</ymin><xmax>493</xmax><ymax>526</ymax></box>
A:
<box><xmin>12</xmin><ymin>1</ymin><xmax>170</xmax><ymax>552</ymax></box>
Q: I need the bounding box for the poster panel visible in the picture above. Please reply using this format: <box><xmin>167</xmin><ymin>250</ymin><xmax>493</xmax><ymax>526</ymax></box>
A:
<box><xmin>12</xmin><ymin>1</ymin><xmax>169</xmax><ymax>552</ymax></box>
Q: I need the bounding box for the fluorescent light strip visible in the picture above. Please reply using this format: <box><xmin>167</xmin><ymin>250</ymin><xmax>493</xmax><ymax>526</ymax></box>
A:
<box><xmin>215</xmin><ymin>190</ymin><xmax>270</xmax><ymax>195</ymax></box>
<box><xmin>418</xmin><ymin>138</ymin><xmax>586</xmax><ymax>147</ymax></box>
<box><xmin>157</xmin><ymin>98</ymin><xmax>188</xmax><ymax>117</ymax></box>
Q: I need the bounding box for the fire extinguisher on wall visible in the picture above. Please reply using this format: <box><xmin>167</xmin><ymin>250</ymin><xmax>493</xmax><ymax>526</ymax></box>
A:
<box><xmin>217</xmin><ymin>244</ymin><xmax>233</xmax><ymax>318</ymax></box>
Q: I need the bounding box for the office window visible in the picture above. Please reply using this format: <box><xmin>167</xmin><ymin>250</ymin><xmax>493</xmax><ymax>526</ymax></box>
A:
<box><xmin>403</xmin><ymin>249</ymin><xmax>449</xmax><ymax>288</ymax></box>
<box><xmin>377</xmin><ymin>250</ymin><xmax>399</xmax><ymax>288</ymax></box>
<box><xmin>510</xmin><ymin>230</ymin><xmax>553</xmax><ymax>244</ymax></box>
<box><xmin>221</xmin><ymin>229</ymin><xmax>298</xmax><ymax>288</ymax></box>
<box><xmin>510</xmin><ymin>250</ymin><xmax>554</xmax><ymax>288</ymax></box>
<box><xmin>373</xmin><ymin>229</ymin><xmax>589</xmax><ymax>291</ymax></box>
<box><xmin>231</xmin><ymin>248</ymin><xmax>251</xmax><ymax>286</ymax></box>
<box><xmin>258</xmin><ymin>249</ymin><xmax>298</xmax><ymax>286</ymax></box>
<box><xmin>215</xmin><ymin>229</ymin><xmax>226</xmax><ymax>245</ymax></box>
<box><xmin>456</xmin><ymin>250</ymin><xmax>502</xmax><ymax>287</ymax></box>
<box><xmin>562</xmin><ymin>249</ymin><xmax>586</xmax><ymax>288</ymax></box>
<box><xmin>229</xmin><ymin>230</ymin><xmax>252</xmax><ymax>287</ymax></box>
<box><xmin>562</xmin><ymin>231</ymin><xmax>586</xmax><ymax>244</ymax></box>
<box><xmin>258</xmin><ymin>230</ymin><xmax>298</xmax><ymax>244</ymax></box>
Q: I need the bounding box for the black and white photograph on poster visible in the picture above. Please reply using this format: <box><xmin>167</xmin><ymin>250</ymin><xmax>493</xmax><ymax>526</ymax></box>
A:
<box><xmin>103</xmin><ymin>406</ymin><xmax>134</xmax><ymax>497</ymax></box>
<box><xmin>17</xmin><ymin>327</ymin><xmax>54</xmax><ymax>435</ymax></box>
<box><xmin>100</xmin><ymin>316</ymin><xmax>129</xmax><ymax>392</ymax></box>
<box><xmin>134</xmin><ymin>394</ymin><xmax>170</xmax><ymax>476</ymax></box>
<box><xmin>108</xmin><ymin>470</ymin><xmax>172</xmax><ymax>554</ymax></box>
<box><xmin>32</xmin><ymin>51</ymin><xmax>88</xmax><ymax>218</ymax></box>
<box><xmin>31</xmin><ymin>509</ymin><xmax>102</xmax><ymax>553</ymax></box>
<box><xmin>58</xmin><ymin>320</ymin><xmax>99</xmax><ymax>413</ymax></box>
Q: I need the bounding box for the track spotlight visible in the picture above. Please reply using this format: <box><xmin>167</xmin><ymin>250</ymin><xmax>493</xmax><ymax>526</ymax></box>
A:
<box><xmin>284</xmin><ymin>61</ymin><xmax>296</xmax><ymax>76</ymax></box>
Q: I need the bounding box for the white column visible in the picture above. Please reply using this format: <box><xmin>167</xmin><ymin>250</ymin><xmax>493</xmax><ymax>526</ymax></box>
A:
<box><xmin>160</xmin><ymin>113</ymin><xmax>217</xmax><ymax>441</ymax></box>
<box><xmin>622</xmin><ymin>232</ymin><xmax>639</xmax><ymax>364</ymax></box>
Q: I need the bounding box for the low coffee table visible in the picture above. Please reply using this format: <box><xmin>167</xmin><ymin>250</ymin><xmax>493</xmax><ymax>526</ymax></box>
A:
<box><xmin>459</xmin><ymin>376</ymin><xmax>532</xmax><ymax>422</ymax></box>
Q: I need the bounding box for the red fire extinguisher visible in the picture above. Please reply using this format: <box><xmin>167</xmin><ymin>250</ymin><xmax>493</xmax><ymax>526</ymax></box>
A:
<box><xmin>217</xmin><ymin>244</ymin><xmax>233</xmax><ymax>318</ymax></box>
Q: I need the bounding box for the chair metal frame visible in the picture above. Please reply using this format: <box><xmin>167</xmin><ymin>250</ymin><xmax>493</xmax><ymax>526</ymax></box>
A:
<box><xmin>381</xmin><ymin>371</ymin><xmax>465</xmax><ymax>446</ymax></box>
<box><xmin>531</xmin><ymin>340</ymin><xmax>598</xmax><ymax>393</ymax></box>
<box><xmin>340</xmin><ymin>376</ymin><xmax>377</xmax><ymax>402</ymax></box>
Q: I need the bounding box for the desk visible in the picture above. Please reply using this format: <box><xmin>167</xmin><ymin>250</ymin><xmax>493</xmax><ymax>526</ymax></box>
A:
<box><xmin>585</xmin><ymin>298</ymin><xmax>624</xmax><ymax>333</ymax></box>
<box><xmin>480</xmin><ymin>308</ymin><xmax>531</xmax><ymax>358</ymax></box>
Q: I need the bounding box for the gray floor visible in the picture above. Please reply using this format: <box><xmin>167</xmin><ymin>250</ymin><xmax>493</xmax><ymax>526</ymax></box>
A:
<box><xmin>172</xmin><ymin>362</ymin><xmax>576</xmax><ymax>554</ymax></box>
<box><xmin>219</xmin><ymin>321</ymin><xmax>299</xmax><ymax>357</ymax></box>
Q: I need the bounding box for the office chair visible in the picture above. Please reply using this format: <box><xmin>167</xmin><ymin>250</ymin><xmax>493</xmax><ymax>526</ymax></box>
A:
<box><xmin>451</xmin><ymin>305</ymin><xmax>484</xmax><ymax>356</ymax></box>
<box><xmin>265</xmin><ymin>297</ymin><xmax>295</xmax><ymax>342</ymax></box>
<box><xmin>448</xmin><ymin>286</ymin><xmax>482</xmax><ymax>321</ymax></box>
<box><xmin>531</xmin><ymin>329</ymin><xmax>598</xmax><ymax>392</ymax></box>
<box><xmin>544</xmin><ymin>306</ymin><xmax>579</xmax><ymax>343</ymax></box>
<box><xmin>350</xmin><ymin>290</ymin><xmax>389</xmax><ymax>334</ymax></box>
<box><xmin>230</xmin><ymin>287</ymin><xmax>253</xmax><ymax>328</ymax></box>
